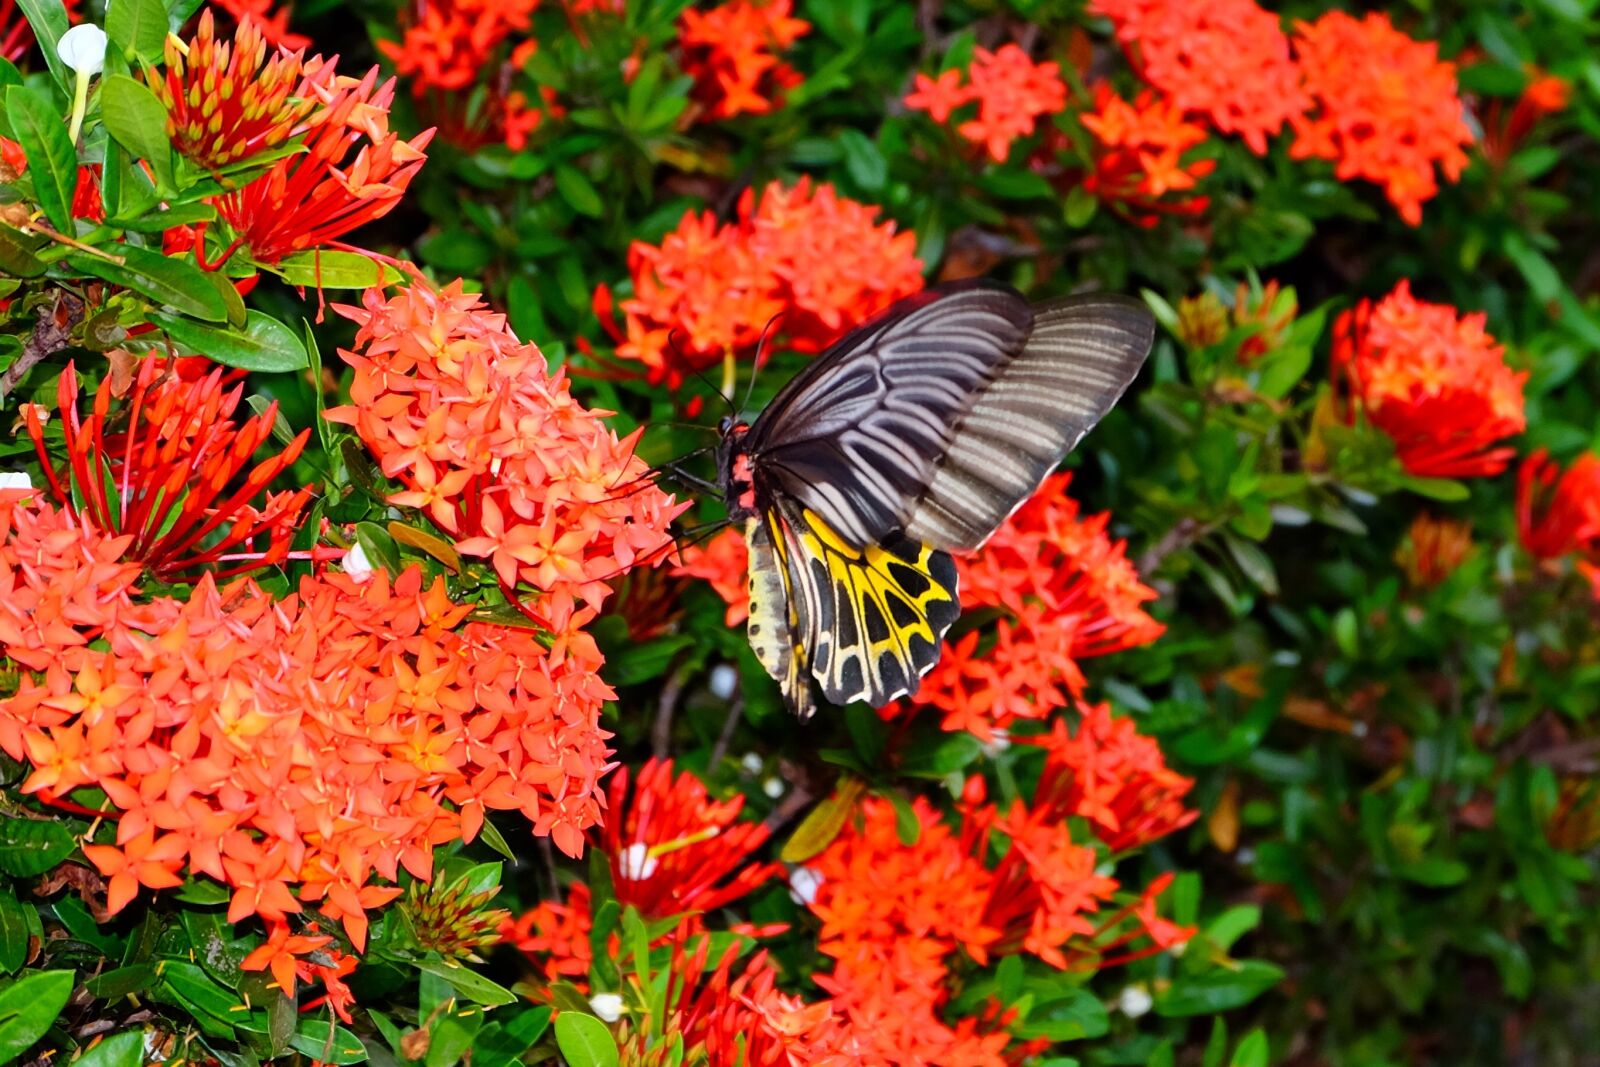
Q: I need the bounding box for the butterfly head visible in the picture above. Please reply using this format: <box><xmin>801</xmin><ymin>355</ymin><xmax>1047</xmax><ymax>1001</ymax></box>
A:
<box><xmin>716</xmin><ymin>417</ymin><xmax>758</xmax><ymax>520</ymax></box>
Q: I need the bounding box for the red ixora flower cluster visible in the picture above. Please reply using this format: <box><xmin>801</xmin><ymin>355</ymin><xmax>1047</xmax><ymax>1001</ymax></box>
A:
<box><xmin>209</xmin><ymin>51</ymin><xmax>433</xmax><ymax>266</ymax></box>
<box><xmin>27</xmin><ymin>361</ymin><xmax>311</xmax><ymax>580</ymax></box>
<box><xmin>1090</xmin><ymin>1</ymin><xmax>1471</xmax><ymax>225</ymax></box>
<box><xmin>1332</xmin><ymin>280</ymin><xmax>1526</xmax><ymax>480</ymax></box>
<box><xmin>678</xmin><ymin>0</ymin><xmax>809</xmax><ymax>121</ymax></box>
<box><xmin>501</xmin><ymin>759</ymin><xmax>782</xmax><ymax>982</ymax></box>
<box><xmin>801</xmin><ymin>725</ymin><xmax>1193</xmax><ymax>1061</ymax></box>
<box><xmin>596</xmin><ymin>178</ymin><xmax>923</xmax><ymax>388</ymax></box>
<box><xmin>327</xmin><ymin>280</ymin><xmax>682</xmax><ymax>631</ymax></box>
<box><xmin>905</xmin><ymin>44</ymin><xmax>1067</xmax><ymax>162</ymax></box>
<box><xmin>1079</xmin><ymin>85</ymin><xmax>1215</xmax><ymax>226</ymax></box>
<box><xmin>0</xmin><ymin>494</ymin><xmax>616</xmax><ymax>955</ymax></box>
<box><xmin>1517</xmin><ymin>450</ymin><xmax>1600</xmax><ymax>596</ymax></box>
<box><xmin>903</xmin><ymin>472</ymin><xmax>1164</xmax><ymax>740</ymax></box>
<box><xmin>672</xmin><ymin>527</ymin><xmax>751</xmax><ymax>626</ymax></box>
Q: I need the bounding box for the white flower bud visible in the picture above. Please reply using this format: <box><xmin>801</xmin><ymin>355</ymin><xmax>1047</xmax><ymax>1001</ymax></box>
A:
<box><xmin>58</xmin><ymin>25</ymin><xmax>108</xmax><ymax>76</ymax></box>
<box><xmin>762</xmin><ymin>776</ymin><xmax>783</xmax><ymax>799</ymax></box>
<box><xmin>1116</xmin><ymin>985</ymin><xmax>1153</xmax><ymax>1018</ymax></box>
<box><xmin>342</xmin><ymin>542</ymin><xmax>374</xmax><ymax>581</ymax></box>
<box><xmin>739</xmin><ymin>751</ymin><xmax>764</xmax><ymax>775</ymax></box>
<box><xmin>0</xmin><ymin>472</ymin><xmax>33</xmax><ymax>490</ymax></box>
<box><xmin>709</xmin><ymin>663</ymin><xmax>738</xmax><ymax>699</ymax></box>
<box><xmin>587</xmin><ymin>993</ymin><xmax>623</xmax><ymax>1023</ymax></box>
<box><xmin>788</xmin><ymin>866</ymin><xmax>824</xmax><ymax>906</ymax></box>
<box><xmin>618</xmin><ymin>842</ymin><xmax>658</xmax><ymax>881</ymax></box>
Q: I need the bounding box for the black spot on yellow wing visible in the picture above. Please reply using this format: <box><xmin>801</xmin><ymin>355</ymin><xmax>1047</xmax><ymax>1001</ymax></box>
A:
<box><xmin>744</xmin><ymin>516</ymin><xmax>815</xmax><ymax>719</ymax></box>
<box><xmin>782</xmin><ymin>506</ymin><xmax>960</xmax><ymax>708</ymax></box>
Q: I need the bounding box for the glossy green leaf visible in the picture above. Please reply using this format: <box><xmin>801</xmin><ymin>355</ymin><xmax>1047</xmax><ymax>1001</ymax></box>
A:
<box><xmin>414</xmin><ymin>957</ymin><xmax>517</xmax><ymax>1007</ymax></box>
<box><xmin>151</xmin><ymin>309</ymin><xmax>309</xmax><ymax>371</ymax></box>
<box><xmin>274</xmin><ymin>250</ymin><xmax>388</xmax><ymax>289</ymax></box>
<box><xmin>291</xmin><ymin>1018</ymin><xmax>369</xmax><ymax>1065</ymax></box>
<box><xmin>69</xmin><ymin>246</ymin><xmax>230</xmax><ymax>321</ymax></box>
<box><xmin>0</xmin><ymin>816</ymin><xmax>75</xmax><ymax>877</ymax></box>
<box><xmin>70</xmin><ymin>1029</ymin><xmax>146</xmax><ymax>1067</ymax></box>
<box><xmin>0</xmin><ymin>969</ymin><xmax>74</xmax><ymax>1062</ymax></box>
<box><xmin>98</xmin><ymin>75</ymin><xmax>176</xmax><ymax>193</ymax></box>
<box><xmin>554</xmin><ymin>164</ymin><xmax>603</xmax><ymax>218</ymax></box>
<box><xmin>0</xmin><ymin>889</ymin><xmax>30</xmax><ymax>973</ymax></box>
<box><xmin>13</xmin><ymin>0</ymin><xmax>70</xmax><ymax>91</ymax></box>
<box><xmin>6</xmin><ymin>84</ymin><xmax>76</xmax><ymax>231</ymax></box>
<box><xmin>105</xmin><ymin>0</ymin><xmax>168</xmax><ymax>61</ymax></box>
<box><xmin>1155</xmin><ymin>961</ymin><xmax>1284</xmax><ymax>1017</ymax></box>
<box><xmin>553</xmin><ymin>1012</ymin><xmax>619</xmax><ymax>1067</ymax></box>
<box><xmin>0</xmin><ymin>223</ymin><xmax>46</xmax><ymax>277</ymax></box>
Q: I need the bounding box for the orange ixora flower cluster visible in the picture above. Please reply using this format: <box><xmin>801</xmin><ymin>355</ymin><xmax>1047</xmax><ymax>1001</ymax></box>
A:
<box><xmin>1517</xmin><ymin>451</ymin><xmax>1600</xmax><ymax>596</ymax></box>
<box><xmin>1090</xmin><ymin>1</ymin><xmax>1470</xmax><ymax>225</ymax></box>
<box><xmin>904</xmin><ymin>44</ymin><xmax>1068</xmax><ymax>162</ymax></box>
<box><xmin>150</xmin><ymin>10</ymin><xmax>316</xmax><ymax>170</ymax></box>
<box><xmin>327</xmin><ymin>280</ymin><xmax>682</xmax><ymax>629</ymax></box>
<box><xmin>678</xmin><ymin>0</ymin><xmax>809</xmax><ymax>121</ymax></box>
<box><xmin>802</xmin><ymin>757</ymin><xmax>1192</xmax><ymax>1060</ymax></box>
<box><xmin>0</xmin><ymin>495</ymin><xmax>616</xmax><ymax>954</ymax></box>
<box><xmin>1332</xmin><ymin>280</ymin><xmax>1526</xmax><ymax>480</ymax></box>
<box><xmin>1290</xmin><ymin>11</ymin><xmax>1472</xmax><ymax>227</ymax></box>
<box><xmin>1079</xmin><ymin>85</ymin><xmax>1216</xmax><ymax>226</ymax></box>
<box><xmin>1396</xmin><ymin>513</ymin><xmax>1476</xmax><ymax>589</ymax></box>
<box><xmin>596</xmin><ymin>178</ymin><xmax>923</xmax><ymax>387</ymax></box>
<box><xmin>210</xmin><ymin>0</ymin><xmax>309</xmax><ymax>51</ymax></box>
<box><xmin>905</xmin><ymin>473</ymin><xmax>1164</xmax><ymax>740</ymax></box>
<box><xmin>1089</xmin><ymin>0</ymin><xmax>1306</xmax><ymax>155</ymax></box>
<box><xmin>672</xmin><ymin>526</ymin><xmax>750</xmax><ymax>626</ymax></box>
<box><xmin>212</xmin><ymin>54</ymin><xmax>433</xmax><ymax>266</ymax></box>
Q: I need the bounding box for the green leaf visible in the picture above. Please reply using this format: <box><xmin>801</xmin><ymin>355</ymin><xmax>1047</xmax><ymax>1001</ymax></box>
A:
<box><xmin>885</xmin><ymin>791</ymin><xmax>921</xmax><ymax>847</ymax></box>
<box><xmin>0</xmin><ymin>889</ymin><xmax>30</xmax><ymax>974</ymax></box>
<box><xmin>157</xmin><ymin>961</ymin><xmax>242</xmax><ymax>1032</ymax></box>
<box><xmin>472</xmin><ymin>1006</ymin><xmax>551</xmax><ymax>1067</ymax></box>
<box><xmin>14</xmin><ymin>0</ymin><xmax>71</xmax><ymax>91</ymax></box>
<box><xmin>0</xmin><ymin>223</ymin><xmax>46</xmax><ymax>277</ymax></box>
<box><xmin>151</xmin><ymin>310</ymin><xmax>308</xmax><ymax>371</ymax></box>
<box><xmin>106</xmin><ymin>0</ymin><xmax>169</xmax><ymax>62</ymax></box>
<box><xmin>0</xmin><ymin>969</ymin><xmax>75</xmax><ymax>1062</ymax></box>
<box><xmin>291</xmin><ymin>1019</ymin><xmax>369</xmax><ymax>1065</ymax></box>
<box><xmin>780</xmin><ymin>777</ymin><xmax>865</xmax><ymax>863</ymax></box>
<box><xmin>554</xmin><ymin>164</ymin><xmax>603</xmax><ymax>218</ymax></box>
<box><xmin>98</xmin><ymin>75</ymin><xmax>176</xmax><ymax>194</ymax></box>
<box><xmin>273</xmin><ymin>250</ymin><xmax>387</xmax><ymax>289</ymax></box>
<box><xmin>1155</xmin><ymin>961</ymin><xmax>1284</xmax><ymax>1017</ymax></box>
<box><xmin>68</xmin><ymin>246</ymin><xmax>230</xmax><ymax>321</ymax></box>
<box><xmin>1014</xmin><ymin>989</ymin><xmax>1109</xmax><ymax>1041</ymax></box>
<box><xmin>84</xmin><ymin>964</ymin><xmax>157</xmax><ymax>1000</ymax></box>
<box><xmin>414</xmin><ymin>957</ymin><xmax>517</xmax><ymax>1008</ymax></box>
<box><xmin>837</xmin><ymin>128</ymin><xmax>887</xmax><ymax>194</ymax></box>
<box><xmin>0</xmin><ymin>816</ymin><xmax>75</xmax><ymax>877</ymax></box>
<box><xmin>896</xmin><ymin>731</ymin><xmax>981</xmax><ymax>778</ymax></box>
<box><xmin>70</xmin><ymin>1029</ymin><xmax>146</xmax><ymax>1067</ymax></box>
<box><xmin>1229</xmin><ymin>1029</ymin><xmax>1270</xmax><ymax>1067</ymax></box>
<box><xmin>1397</xmin><ymin>475</ymin><xmax>1470</xmax><ymax>502</ymax></box>
<box><xmin>6</xmin><ymin>84</ymin><xmax>76</xmax><ymax>231</ymax></box>
<box><xmin>553</xmin><ymin>1013</ymin><xmax>619</xmax><ymax>1067</ymax></box>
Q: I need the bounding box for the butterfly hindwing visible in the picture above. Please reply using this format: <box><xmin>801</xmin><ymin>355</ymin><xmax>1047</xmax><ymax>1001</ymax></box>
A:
<box><xmin>770</xmin><ymin>499</ymin><xmax>959</xmax><ymax>708</ymax></box>
<box><xmin>745</xmin><ymin>516</ymin><xmax>815</xmax><ymax>719</ymax></box>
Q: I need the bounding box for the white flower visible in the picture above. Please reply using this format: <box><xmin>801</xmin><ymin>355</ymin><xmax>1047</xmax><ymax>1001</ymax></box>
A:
<box><xmin>980</xmin><ymin>729</ymin><xmax>1011</xmax><ymax>758</ymax></box>
<box><xmin>342</xmin><ymin>542</ymin><xmax>374</xmax><ymax>581</ymax></box>
<box><xmin>588</xmin><ymin>993</ymin><xmax>623</xmax><ymax>1023</ymax></box>
<box><xmin>57</xmin><ymin>25</ymin><xmax>108</xmax><ymax>76</ymax></box>
<box><xmin>1115</xmin><ymin>985</ymin><xmax>1154</xmax><ymax>1018</ymax></box>
<box><xmin>709</xmin><ymin>663</ymin><xmax>739</xmax><ymax>700</ymax></box>
<box><xmin>618</xmin><ymin>842</ymin><xmax>658</xmax><ymax>881</ymax></box>
<box><xmin>739</xmin><ymin>751</ymin><xmax>764</xmax><ymax>775</ymax></box>
<box><xmin>788</xmin><ymin>866</ymin><xmax>824</xmax><ymax>906</ymax></box>
<box><xmin>762</xmin><ymin>776</ymin><xmax>783</xmax><ymax>799</ymax></box>
<box><xmin>0</xmin><ymin>472</ymin><xmax>32</xmax><ymax>490</ymax></box>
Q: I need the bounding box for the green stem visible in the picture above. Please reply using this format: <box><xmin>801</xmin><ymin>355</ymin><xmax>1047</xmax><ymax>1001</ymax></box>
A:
<box><xmin>67</xmin><ymin>67</ymin><xmax>90</xmax><ymax>145</ymax></box>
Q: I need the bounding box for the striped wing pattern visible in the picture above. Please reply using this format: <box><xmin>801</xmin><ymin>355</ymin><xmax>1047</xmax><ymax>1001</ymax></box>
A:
<box><xmin>750</xmin><ymin>499</ymin><xmax>959</xmax><ymax>712</ymax></box>
<box><xmin>743</xmin><ymin>516</ymin><xmax>814</xmax><ymax>720</ymax></box>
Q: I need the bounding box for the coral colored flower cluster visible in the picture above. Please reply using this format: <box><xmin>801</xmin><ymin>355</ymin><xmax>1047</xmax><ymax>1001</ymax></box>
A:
<box><xmin>598</xmin><ymin>178</ymin><xmax>923</xmax><ymax>387</ymax></box>
<box><xmin>1517</xmin><ymin>450</ymin><xmax>1600</xmax><ymax>596</ymax></box>
<box><xmin>908</xmin><ymin>473</ymin><xmax>1164</xmax><ymax>739</ymax></box>
<box><xmin>327</xmin><ymin>280</ymin><xmax>682</xmax><ymax>627</ymax></box>
<box><xmin>150</xmin><ymin>10</ymin><xmax>314</xmax><ymax>169</ymax></box>
<box><xmin>673</xmin><ymin>526</ymin><xmax>751</xmax><ymax>626</ymax></box>
<box><xmin>1090</xmin><ymin>0</ymin><xmax>1306</xmax><ymax>155</ymax></box>
<box><xmin>1332</xmin><ymin>281</ymin><xmax>1526</xmax><ymax>480</ymax></box>
<box><xmin>1290</xmin><ymin>12</ymin><xmax>1472</xmax><ymax>227</ymax></box>
<box><xmin>904</xmin><ymin>44</ymin><xmax>1068</xmax><ymax>162</ymax></box>
<box><xmin>1089</xmin><ymin>1</ymin><xmax>1471</xmax><ymax>224</ymax></box>
<box><xmin>803</xmin><ymin>735</ymin><xmax>1193</xmax><ymax>1061</ymax></box>
<box><xmin>1079</xmin><ymin>85</ymin><xmax>1215</xmax><ymax>225</ymax></box>
<box><xmin>211</xmin><ymin>0</ymin><xmax>308</xmax><ymax>51</ymax></box>
<box><xmin>214</xmin><ymin>57</ymin><xmax>433</xmax><ymax>265</ymax></box>
<box><xmin>678</xmin><ymin>0</ymin><xmax>809</xmax><ymax>121</ymax></box>
<box><xmin>0</xmin><ymin>497</ymin><xmax>615</xmax><ymax>953</ymax></box>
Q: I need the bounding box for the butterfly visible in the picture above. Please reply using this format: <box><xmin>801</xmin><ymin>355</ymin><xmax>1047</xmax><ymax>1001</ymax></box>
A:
<box><xmin>712</xmin><ymin>278</ymin><xmax>1155</xmax><ymax>719</ymax></box>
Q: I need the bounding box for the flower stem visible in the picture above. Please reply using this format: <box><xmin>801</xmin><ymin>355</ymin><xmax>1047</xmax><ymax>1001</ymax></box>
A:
<box><xmin>67</xmin><ymin>68</ymin><xmax>91</xmax><ymax>145</ymax></box>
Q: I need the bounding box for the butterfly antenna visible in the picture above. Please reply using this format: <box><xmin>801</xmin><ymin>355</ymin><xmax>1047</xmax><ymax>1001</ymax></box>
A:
<box><xmin>741</xmin><ymin>312</ymin><xmax>784</xmax><ymax>414</ymax></box>
<box><xmin>667</xmin><ymin>328</ymin><xmax>738</xmax><ymax>419</ymax></box>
